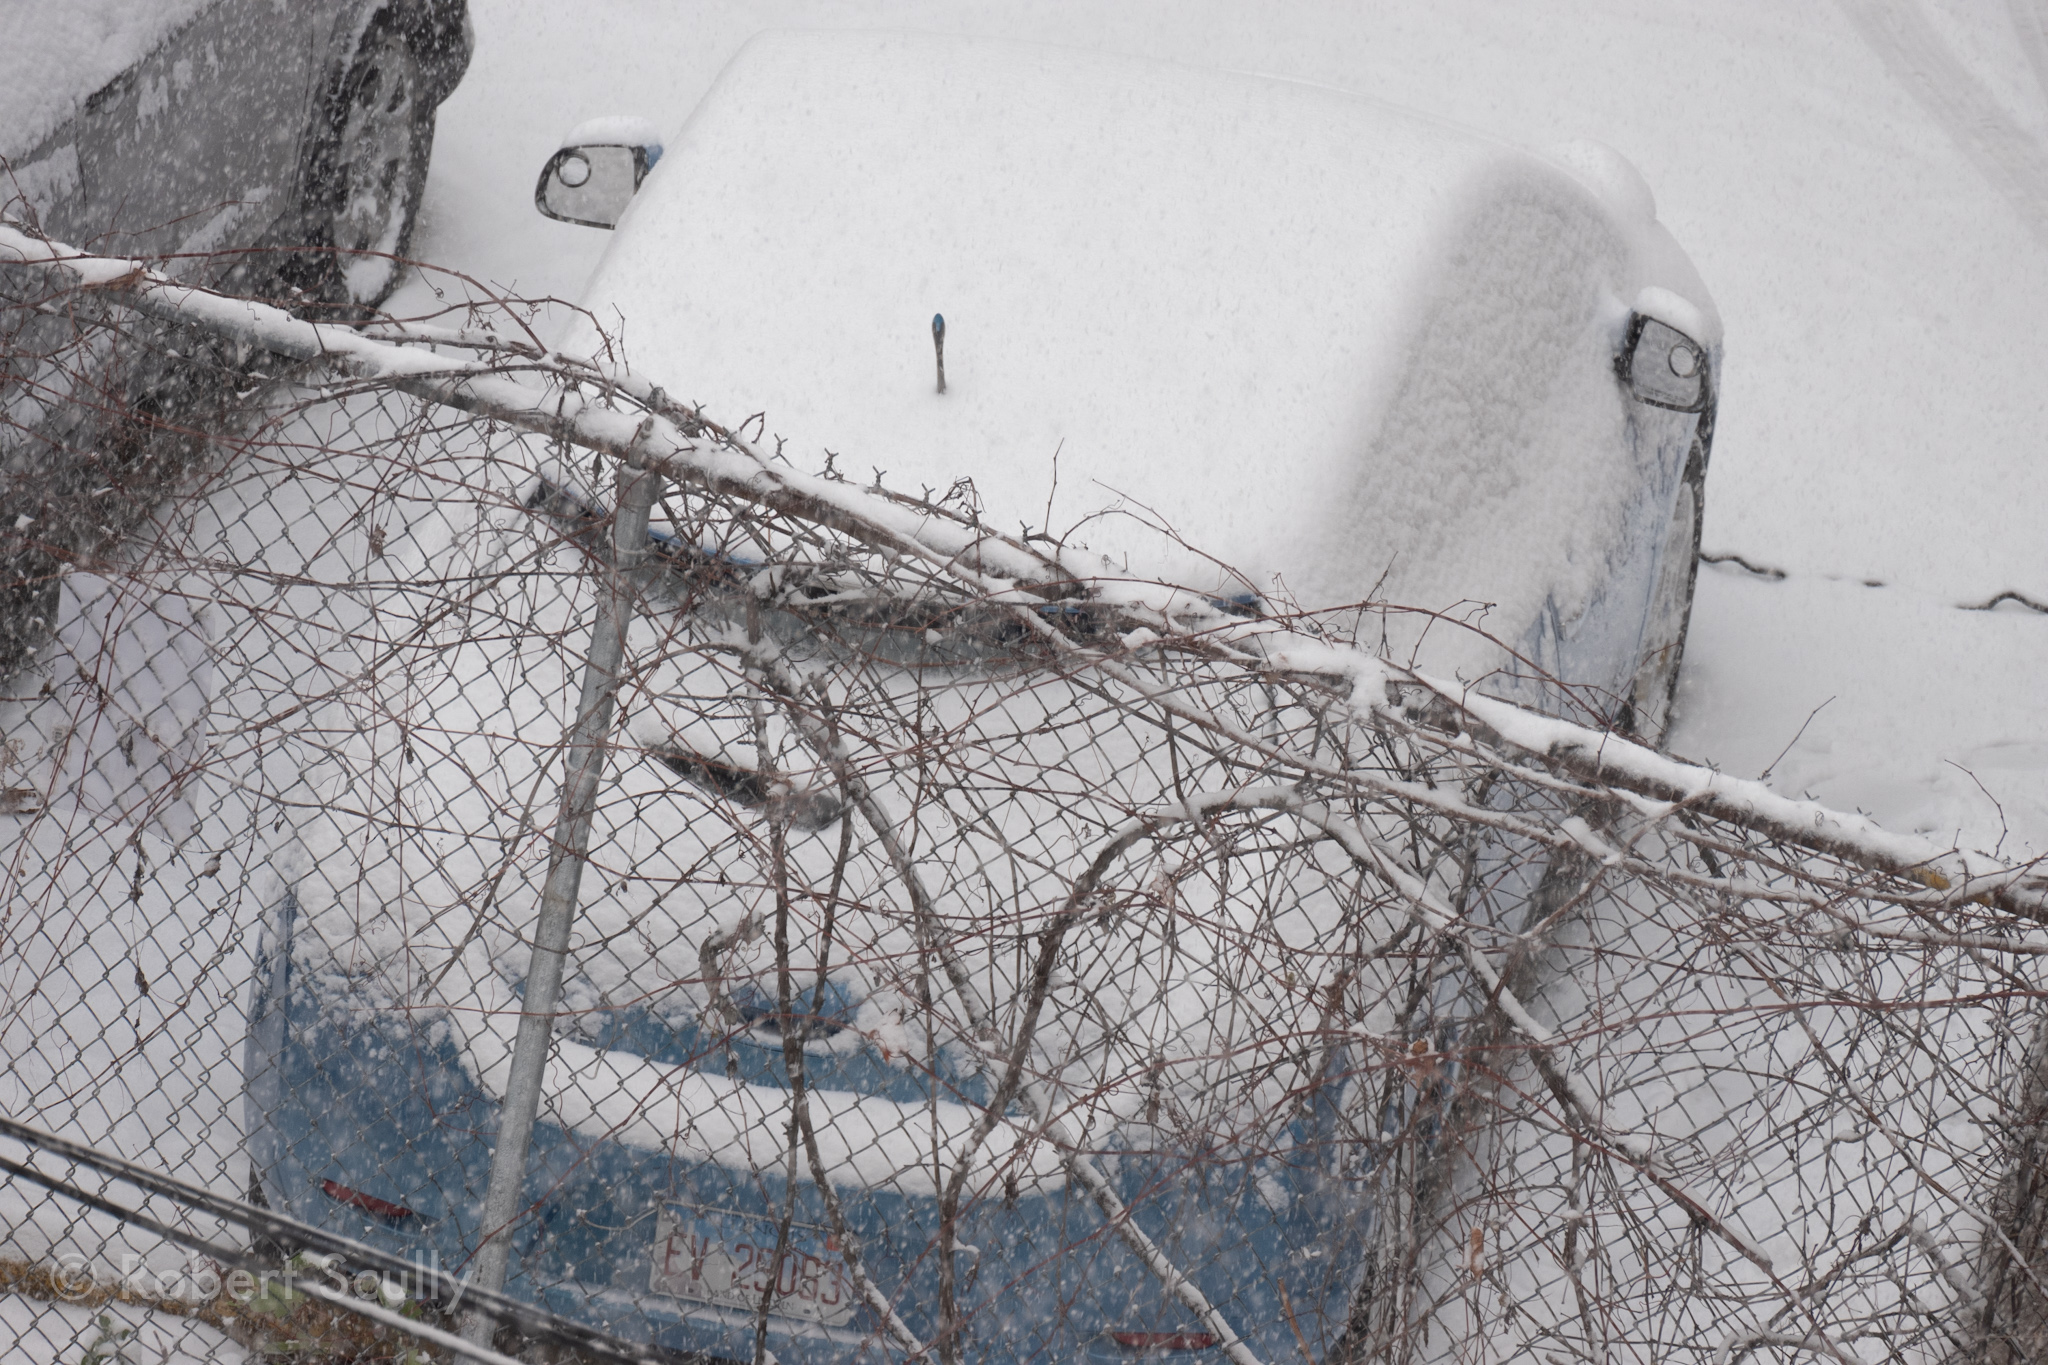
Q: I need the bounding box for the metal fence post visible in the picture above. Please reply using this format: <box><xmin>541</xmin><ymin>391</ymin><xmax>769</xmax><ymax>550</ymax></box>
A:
<box><xmin>462</xmin><ymin>455</ymin><xmax>661</xmax><ymax>1346</ymax></box>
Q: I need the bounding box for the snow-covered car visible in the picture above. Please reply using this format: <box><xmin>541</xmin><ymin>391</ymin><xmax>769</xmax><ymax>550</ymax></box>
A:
<box><xmin>1</xmin><ymin>0</ymin><xmax>471</xmax><ymax>307</ymax></box>
<box><xmin>537</xmin><ymin>29</ymin><xmax>1721</xmax><ymax>743</ymax></box>
<box><xmin>244</xmin><ymin>30</ymin><xmax>1722</xmax><ymax>1365</ymax></box>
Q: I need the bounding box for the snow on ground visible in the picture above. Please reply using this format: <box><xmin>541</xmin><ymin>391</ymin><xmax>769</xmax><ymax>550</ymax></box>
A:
<box><xmin>1674</xmin><ymin>563</ymin><xmax>2048</xmax><ymax>857</ymax></box>
<box><xmin>0</xmin><ymin>1294</ymin><xmax>239</xmax><ymax>1365</ymax></box>
<box><xmin>0</xmin><ymin>796</ymin><xmax>262</xmax><ymax>1297</ymax></box>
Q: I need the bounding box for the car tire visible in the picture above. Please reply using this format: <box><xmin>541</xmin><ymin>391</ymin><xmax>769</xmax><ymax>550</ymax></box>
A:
<box><xmin>1623</xmin><ymin>445</ymin><xmax>1705</xmax><ymax>748</ymax></box>
<box><xmin>303</xmin><ymin>22</ymin><xmax>436</xmax><ymax>311</ymax></box>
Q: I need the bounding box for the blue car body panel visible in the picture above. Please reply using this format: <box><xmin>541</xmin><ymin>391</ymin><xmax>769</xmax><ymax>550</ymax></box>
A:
<box><xmin>247</xmin><ymin>893</ymin><xmax>1390</xmax><ymax>1364</ymax></box>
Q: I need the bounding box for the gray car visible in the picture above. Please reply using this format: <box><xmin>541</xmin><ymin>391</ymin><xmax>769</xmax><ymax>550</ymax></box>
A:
<box><xmin>2</xmin><ymin>0</ymin><xmax>471</xmax><ymax>307</ymax></box>
<box><xmin>1</xmin><ymin>1</ymin><xmax>470</xmax><ymax>675</ymax></box>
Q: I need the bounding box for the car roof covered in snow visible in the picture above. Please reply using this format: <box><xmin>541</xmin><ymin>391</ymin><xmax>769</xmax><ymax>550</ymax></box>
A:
<box><xmin>569</xmin><ymin>29</ymin><xmax>1717</xmax><ymax>649</ymax></box>
<box><xmin>0</xmin><ymin>0</ymin><xmax>216</xmax><ymax>160</ymax></box>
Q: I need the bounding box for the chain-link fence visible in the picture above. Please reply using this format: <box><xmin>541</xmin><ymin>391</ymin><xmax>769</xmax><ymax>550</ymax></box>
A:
<box><xmin>5</xmin><ymin>221</ymin><xmax>2048</xmax><ymax>1365</ymax></box>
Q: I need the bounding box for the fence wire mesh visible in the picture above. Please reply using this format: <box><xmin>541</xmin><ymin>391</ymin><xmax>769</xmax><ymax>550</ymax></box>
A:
<box><xmin>4</xmin><ymin>227</ymin><xmax>2048</xmax><ymax>1365</ymax></box>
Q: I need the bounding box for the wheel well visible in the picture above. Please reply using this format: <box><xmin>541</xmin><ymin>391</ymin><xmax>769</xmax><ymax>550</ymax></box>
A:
<box><xmin>303</xmin><ymin>4</ymin><xmax>449</xmax><ymax>198</ymax></box>
<box><xmin>275</xmin><ymin>4</ymin><xmax>457</xmax><ymax>308</ymax></box>
<box><xmin>377</xmin><ymin>0</ymin><xmax>473</xmax><ymax>104</ymax></box>
<box><xmin>335</xmin><ymin>1</ymin><xmax>471</xmax><ymax>110</ymax></box>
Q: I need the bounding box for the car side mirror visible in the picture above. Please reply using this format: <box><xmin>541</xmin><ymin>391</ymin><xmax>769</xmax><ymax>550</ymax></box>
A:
<box><xmin>1618</xmin><ymin>314</ymin><xmax>1709</xmax><ymax>412</ymax></box>
<box><xmin>535</xmin><ymin>123</ymin><xmax>661</xmax><ymax>229</ymax></box>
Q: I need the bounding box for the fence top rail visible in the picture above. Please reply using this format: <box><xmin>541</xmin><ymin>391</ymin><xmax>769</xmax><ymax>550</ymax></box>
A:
<box><xmin>4</xmin><ymin>216</ymin><xmax>2042</xmax><ymax>919</ymax></box>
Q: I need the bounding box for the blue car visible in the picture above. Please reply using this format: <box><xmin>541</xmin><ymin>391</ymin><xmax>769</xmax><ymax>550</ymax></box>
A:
<box><xmin>246</xmin><ymin>28</ymin><xmax>1715</xmax><ymax>1365</ymax></box>
<box><xmin>247</xmin><ymin>892</ymin><xmax>1394</xmax><ymax>1363</ymax></box>
<box><xmin>234</xmin><ymin>453</ymin><xmax>1548</xmax><ymax>1362</ymax></box>
<box><xmin>537</xmin><ymin>30</ymin><xmax>1720</xmax><ymax>746</ymax></box>
<box><xmin>238</xmin><ymin>456</ymin><xmax>1425</xmax><ymax>1360</ymax></box>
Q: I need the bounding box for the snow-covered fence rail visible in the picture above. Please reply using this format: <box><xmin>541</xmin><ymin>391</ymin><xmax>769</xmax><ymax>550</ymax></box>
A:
<box><xmin>4</xmin><ymin>221</ymin><xmax>2048</xmax><ymax>1365</ymax></box>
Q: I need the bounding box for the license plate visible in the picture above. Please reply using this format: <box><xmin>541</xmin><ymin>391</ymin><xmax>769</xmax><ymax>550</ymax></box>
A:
<box><xmin>649</xmin><ymin>1204</ymin><xmax>857</xmax><ymax>1326</ymax></box>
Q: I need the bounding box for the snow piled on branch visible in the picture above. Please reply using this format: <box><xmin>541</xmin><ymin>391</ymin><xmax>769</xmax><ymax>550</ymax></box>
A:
<box><xmin>3</xmin><ymin>220</ymin><xmax>2036</xmax><ymax>907</ymax></box>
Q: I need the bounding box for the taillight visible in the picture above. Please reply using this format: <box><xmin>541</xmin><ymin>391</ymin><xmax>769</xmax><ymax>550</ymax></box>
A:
<box><xmin>1108</xmin><ymin>1333</ymin><xmax>1219</xmax><ymax>1353</ymax></box>
<box><xmin>318</xmin><ymin>1178</ymin><xmax>418</xmax><ymax>1223</ymax></box>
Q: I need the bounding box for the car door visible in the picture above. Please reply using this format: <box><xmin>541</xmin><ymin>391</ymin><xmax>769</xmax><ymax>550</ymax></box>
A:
<box><xmin>68</xmin><ymin>0</ymin><xmax>329</xmax><ymax>276</ymax></box>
